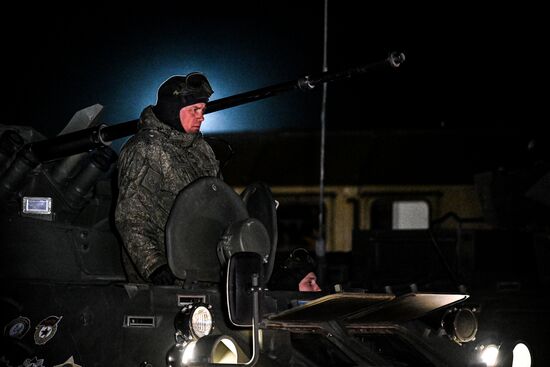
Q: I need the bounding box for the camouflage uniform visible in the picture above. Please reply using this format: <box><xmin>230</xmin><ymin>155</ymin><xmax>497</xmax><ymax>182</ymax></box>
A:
<box><xmin>115</xmin><ymin>106</ymin><xmax>219</xmax><ymax>281</ymax></box>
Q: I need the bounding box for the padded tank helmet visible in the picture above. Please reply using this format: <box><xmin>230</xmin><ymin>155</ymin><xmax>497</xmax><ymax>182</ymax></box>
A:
<box><xmin>153</xmin><ymin>72</ymin><xmax>214</xmax><ymax>132</ymax></box>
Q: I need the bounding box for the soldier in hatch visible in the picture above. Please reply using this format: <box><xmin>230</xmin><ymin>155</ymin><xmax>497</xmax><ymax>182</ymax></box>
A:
<box><xmin>115</xmin><ymin>72</ymin><xmax>217</xmax><ymax>285</ymax></box>
<box><xmin>115</xmin><ymin>72</ymin><xmax>320</xmax><ymax>291</ymax></box>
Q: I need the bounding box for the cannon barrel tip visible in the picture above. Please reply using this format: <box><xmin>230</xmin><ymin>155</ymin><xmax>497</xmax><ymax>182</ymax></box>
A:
<box><xmin>388</xmin><ymin>52</ymin><xmax>406</xmax><ymax>68</ymax></box>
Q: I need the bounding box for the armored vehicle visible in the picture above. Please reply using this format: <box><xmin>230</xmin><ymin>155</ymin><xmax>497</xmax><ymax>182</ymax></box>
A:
<box><xmin>1</xmin><ymin>53</ymin><xmax>547</xmax><ymax>367</ymax></box>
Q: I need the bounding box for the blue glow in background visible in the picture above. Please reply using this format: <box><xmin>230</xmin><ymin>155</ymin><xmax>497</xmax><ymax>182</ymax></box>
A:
<box><xmin>5</xmin><ymin>4</ymin><xmax>323</xmax><ymax>153</ymax></box>
<box><xmin>5</xmin><ymin>2</ymin><xmax>540</xmax><ymax>154</ymax></box>
<box><xmin>97</xmin><ymin>42</ymin><xmax>315</xmax><ymax>151</ymax></box>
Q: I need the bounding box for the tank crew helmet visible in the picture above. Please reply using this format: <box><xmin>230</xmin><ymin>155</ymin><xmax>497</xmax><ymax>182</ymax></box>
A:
<box><xmin>153</xmin><ymin>72</ymin><xmax>214</xmax><ymax>132</ymax></box>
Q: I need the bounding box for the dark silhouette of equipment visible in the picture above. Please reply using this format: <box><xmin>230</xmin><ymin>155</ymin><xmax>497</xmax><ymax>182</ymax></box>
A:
<box><xmin>0</xmin><ymin>130</ymin><xmax>24</xmax><ymax>176</ymax></box>
<box><xmin>165</xmin><ymin>177</ymin><xmax>276</xmax><ymax>286</ymax></box>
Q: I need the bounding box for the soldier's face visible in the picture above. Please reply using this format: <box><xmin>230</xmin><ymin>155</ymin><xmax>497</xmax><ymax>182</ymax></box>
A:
<box><xmin>180</xmin><ymin>103</ymin><xmax>206</xmax><ymax>133</ymax></box>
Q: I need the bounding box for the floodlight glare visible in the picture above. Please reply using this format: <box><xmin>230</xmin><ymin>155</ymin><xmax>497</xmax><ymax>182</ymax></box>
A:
<box><xmin>512</xmin><ymin>342</ymin><xmax>531</xmax><ymax>367</ymax></box>
<box><xmin>182</xmin><ymin>341</ymin><xmax>196</xmax><ymax>365</ymax></box>
<box><xmin>480</xmin><ymin>344</ymin><xmax>500</xmax><ymax>367</ymax></box>
<box><xmin>166</xmin><ymin>341</ymin><xmax>196</xmax><ymax>367</ymax></box>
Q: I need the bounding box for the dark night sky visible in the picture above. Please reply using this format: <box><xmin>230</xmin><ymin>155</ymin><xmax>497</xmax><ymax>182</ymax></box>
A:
<box><xmin>3</xmin><ymin>2</ymin><xmax>546</xmax><ymax>151</ymax></box>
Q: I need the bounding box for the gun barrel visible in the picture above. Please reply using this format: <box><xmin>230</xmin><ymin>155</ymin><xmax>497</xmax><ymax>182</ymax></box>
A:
<box><xmin>31</xmin><ymin>124</ymin><xmax>108</xmax><ymax>162</ymax></box>
<box><xmin>28</xmin><ymin>52</ymin><xmax>405</xmax><ymax>162</ymax></box>
<box><xmin>206</xmin><ymin>52</ymin><xmax>405</xmax><ymax>114</ymax></box>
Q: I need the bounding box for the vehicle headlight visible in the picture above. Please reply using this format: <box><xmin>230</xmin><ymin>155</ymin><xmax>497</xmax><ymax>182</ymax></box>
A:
<box><xmin>191</xmin><ymin>305</ymin><xmax>213</xmax><ymax>338</ymax></box>
<box><xmin>441</xmin><ymin>307</ymin><xmax>478</xmax><ymax>344</ymax></box>
<box><xmin>175</xmin><ymin>303</ymin><xmax>214</xmax><ymax>341</ymax></box>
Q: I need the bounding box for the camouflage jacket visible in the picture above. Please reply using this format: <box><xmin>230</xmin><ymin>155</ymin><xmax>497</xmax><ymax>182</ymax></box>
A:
<box><xmin>115</xmin><ymin>106</ymin><xmax>219</xmax><ymax>281</ymax></box>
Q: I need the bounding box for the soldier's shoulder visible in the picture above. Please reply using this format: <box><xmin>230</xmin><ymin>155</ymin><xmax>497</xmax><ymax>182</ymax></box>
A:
<box><xmin>121</xmin><ymin>130</ymin><xmax>165</xmax><ymax>155</ymax></box>
<box><xmin>118</xmin><ymin>132</ymin><xmax>167</xmax><ymax>169</ymax></box>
